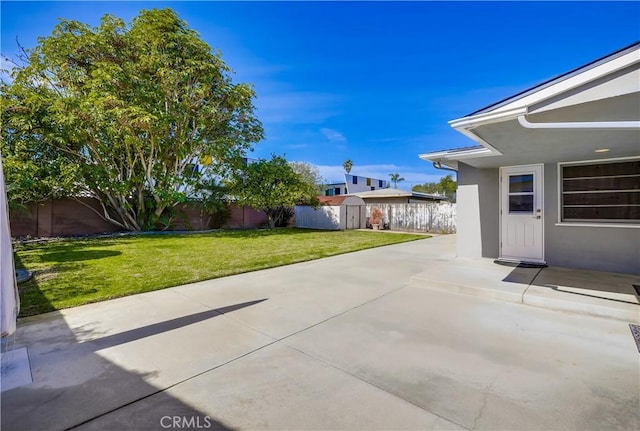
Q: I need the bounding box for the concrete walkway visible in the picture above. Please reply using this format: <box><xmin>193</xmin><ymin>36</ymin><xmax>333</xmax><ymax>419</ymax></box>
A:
<box><xmin>1</xmin><ymin>235</ymin><xmax>638</xmax><ymax>430</ymax></box>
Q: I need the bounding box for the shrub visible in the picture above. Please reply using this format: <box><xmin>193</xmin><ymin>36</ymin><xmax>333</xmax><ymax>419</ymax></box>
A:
<box><xmin>370</xmin><ymin>207</ymin><xmax>384</xmax><ymax>225</ymax></box>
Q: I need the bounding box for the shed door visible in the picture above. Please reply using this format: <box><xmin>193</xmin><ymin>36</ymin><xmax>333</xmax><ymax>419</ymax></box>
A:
<box><xmin>345</xmin><ymin>206</ymin><xmax>361</xmax><ymax>229</ymax></box>
<box><xmin>500</xmin><ymin>164</ymin><xmax>544</xmax><ymax>263</ymax></box>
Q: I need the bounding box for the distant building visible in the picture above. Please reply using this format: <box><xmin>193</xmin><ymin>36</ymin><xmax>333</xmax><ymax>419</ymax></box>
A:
<box><xmin>324</xmin><ymin>174</ymin><xmax>388</xmax><ymax>196</ymax></box>
<box><xmin>324</xmin><ymin>182</ymin><xmax>347</xmax><ymax>196</ymax></box>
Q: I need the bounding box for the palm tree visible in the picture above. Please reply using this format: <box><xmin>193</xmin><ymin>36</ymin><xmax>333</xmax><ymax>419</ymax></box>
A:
<box><xmin>342</xmin><ymin>159</ymin><xmax>353</xmax><ymax>174</ymax></box>
<box><xmin>389</xmin><ymin>173</ymin><xmax>405</xmax><ymax>189</ymax></box>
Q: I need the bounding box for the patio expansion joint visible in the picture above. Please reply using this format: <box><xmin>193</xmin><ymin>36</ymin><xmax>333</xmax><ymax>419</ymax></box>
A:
<box><xmin>283</xmin><ymin>342</ymin><xmax>470</xmax><ymax>431</ymax></box>
<box><xmin>223</xmin><ymin>283</ymin><xmax>413</xmax><ymax>341</ymax></box>
<box><xmin>67</xmin><ymin>283</ymin><xmax>414</xmax><ymax>430</ymax></box>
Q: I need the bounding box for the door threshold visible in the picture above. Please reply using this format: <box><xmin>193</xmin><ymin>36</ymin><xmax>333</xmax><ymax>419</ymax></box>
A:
<box><xmin>494</xmin><ymin>258</ymin><xmax>547</xmax><ymax>269</ymax></box>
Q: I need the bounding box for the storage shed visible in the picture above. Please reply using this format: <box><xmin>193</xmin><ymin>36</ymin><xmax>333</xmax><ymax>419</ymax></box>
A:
<box><xmin>351</xmin><ymin>188</ymin><xmax>449</xmax><ymax>204</ymax></box>
<box><xmin>295</xmin><ymin>196</ymin><xmax>366</xmax><ymax>230</ymax></box>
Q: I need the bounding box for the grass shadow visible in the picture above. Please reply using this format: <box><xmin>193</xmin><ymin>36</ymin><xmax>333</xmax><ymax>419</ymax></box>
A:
<box><xmin>37</xmin><ymin>249</ymin><xmax>121</xmax><ymax>263</ymax></box>
<box><xmin>13</xmin><ymin>254</ymin><xmax>55</xmax><ymax>317</ymax></box>
<box><xmin>136</xmin><ymin>227</ymin><xmax>331</xmax><ymax>240</ymax></box>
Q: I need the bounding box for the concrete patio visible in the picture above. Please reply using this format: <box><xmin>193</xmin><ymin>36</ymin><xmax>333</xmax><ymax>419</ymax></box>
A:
<box><xmin>410</xmin><ymin>254</ymin><xmax>640</xmax><ymax>323</ymax></box>
<box><xmin>1</xmin><ymin>234</ymin><xmax>638</xmax><ymax>430</ymax></box>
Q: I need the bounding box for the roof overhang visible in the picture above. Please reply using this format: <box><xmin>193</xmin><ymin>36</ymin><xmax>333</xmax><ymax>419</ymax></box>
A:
<box><xmin>467</xmin><ymin>42</ymin><xmax>640</xmax><ymax>117</ymax></box>
<box><xmin>419</xmin><ymin>145</ymin><xmax>496</xmax><ymax>170</ymax></box>
<box><xmin>421</xmin><ymin>43</ymin><xmax>640</xmax><ymax>169</ymax></box>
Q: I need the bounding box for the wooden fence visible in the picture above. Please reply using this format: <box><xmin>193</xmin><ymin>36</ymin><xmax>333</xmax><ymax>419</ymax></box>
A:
<box><xmin>366</xmin><ymin>202</ymin><xmax>456</xmax><ymax>233</ymax></box>
<box><xmin>9</xmin><ymin>198</ymin><xmax>269</xmax><ymax>238</ymax></box>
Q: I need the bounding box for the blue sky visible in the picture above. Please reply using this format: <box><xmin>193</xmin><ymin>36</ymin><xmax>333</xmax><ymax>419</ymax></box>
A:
<box><xmin>2</xmin><ymin>1</ymin><xmax>639</xmax><ymax>189</ymax></box>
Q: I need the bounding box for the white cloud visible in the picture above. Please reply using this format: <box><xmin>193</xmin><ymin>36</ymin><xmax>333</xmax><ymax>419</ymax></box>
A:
<box><xmin>284</xmin><ymin>143</ymin><xmax>309</xmax><ymax>150</ymax></box>
<box><xmin>320</xmin><ymin>128</ymin><xmax>347</xmax><ymax>143</ymax></box>
<box><xmin>255</xmin><ymin>91</ymin><xmax>342</xmax><ymax>125</ymax></box>
<box><xmin>315</xmin><ymin>163</ymin><xmax>450</xmax><ymax>189</ymax></box>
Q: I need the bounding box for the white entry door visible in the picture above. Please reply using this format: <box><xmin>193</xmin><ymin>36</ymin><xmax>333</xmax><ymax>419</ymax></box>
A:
<box><xmin>500</xmin><ymin>164</ymin><xmax>544</xmax><ymax>263</ymax></box>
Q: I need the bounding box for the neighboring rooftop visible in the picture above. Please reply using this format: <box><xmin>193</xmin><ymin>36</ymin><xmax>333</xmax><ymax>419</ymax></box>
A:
<box><xmin>316</xmin><ymin>196</ymin><xmax>366</xmax><ymax>206</ymax></box>
<box><xmin>349</xmin><ymin>189</ymin><xmax>448</xmax><ymax>201</ymax></box>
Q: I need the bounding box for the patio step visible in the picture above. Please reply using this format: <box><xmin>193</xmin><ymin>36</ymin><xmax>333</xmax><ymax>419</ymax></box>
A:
<box><xmin>410</xmin><ymin>259</ymin><xmax>640</xmax><ymax>323</ymax></box>
<box><xmin>409</xmin><ymin>258</ymin><xmax>534</xmax><ymax>304</ymax></box>
<box><xmin>522</xmin><ymin>267</ymin><xmax>639</xmax><ymax>323</ymax></box>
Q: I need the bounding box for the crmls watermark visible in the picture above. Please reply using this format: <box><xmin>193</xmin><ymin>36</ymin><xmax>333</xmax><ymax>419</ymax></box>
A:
<box><xmin>160</xmin><ymin>415</ymin><xmax>212</xmax><ymax>429</ymax></box>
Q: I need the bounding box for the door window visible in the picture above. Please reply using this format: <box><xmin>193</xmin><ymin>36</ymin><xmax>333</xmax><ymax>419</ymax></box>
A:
<box><xmin>508</xmin><ymin>174</ymin><xmax>534</xmax><ymax>213</ymax></box>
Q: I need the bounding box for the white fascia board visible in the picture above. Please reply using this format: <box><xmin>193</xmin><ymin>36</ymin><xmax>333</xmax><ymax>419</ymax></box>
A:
<box><xmin>418</xmin><ymin>150</ymin><xmax>456</xmax><ymax>160</ymax></box>
<box><xmin>449</xmin><ymin>106</ymin><xmax>527</xmax><ymax>130</ymax></box>
<box><xmin>419</xmin><ymin>144</ymin><xmax>497</xmax><ymax>168</ymax></box>
<box><xmin>417</xmin><ymin>153</ymin><xmax>458</xmax><ymax>170</ymax></box>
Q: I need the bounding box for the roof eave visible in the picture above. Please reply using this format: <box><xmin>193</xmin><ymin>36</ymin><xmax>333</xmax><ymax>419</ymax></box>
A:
<box><xmin>453</xmin><ymin>44</ymin><xmax>640</xmax><ymax>127</ymax></box>
<box><xmin>419</xmin><ymin>143</ymin><xmax>499</xmax><ymax>169</ymax></box>
<box><xmin>438</xmin><ymin>44</ymin><xmax>640</xmax><ymax>166</ymax></box>
<box><xmin>465</xmin><ymin>41</ymin><xmax>640</xmax><ymax>117</ymax></box>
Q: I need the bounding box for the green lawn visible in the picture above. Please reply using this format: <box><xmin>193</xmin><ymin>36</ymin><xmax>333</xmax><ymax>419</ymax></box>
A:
<box><xmin>15</xmin><ymin>228</ymin><xmax>427</xmax><ymax>317</ymax></box>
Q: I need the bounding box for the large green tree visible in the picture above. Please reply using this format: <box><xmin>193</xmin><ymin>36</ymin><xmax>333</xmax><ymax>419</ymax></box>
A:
<box><xmin>290</xmin><ymin>161</ymin><xmax>325</xmax><ymax>196</ymax></box>
<box><xmin>1</xmin><ymin>9</ymin><xmax>263</xmax><ymax>230</ymax></box>
<box><xmin>1</xmin><ymin>143</ymin><xmax>80</xmax><ymax>212</ymax></box>
<box><xmin>412</xmin><ymin>174</ymin><xmax>457</xmax><ymax>201</ymax></box>
<box><xmin>230</xmin><ymin>155</ymin><xmax>319</xmax><ymax>229</ymax></box>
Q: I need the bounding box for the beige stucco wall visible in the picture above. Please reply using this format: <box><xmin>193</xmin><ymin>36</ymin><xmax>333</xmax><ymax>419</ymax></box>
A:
<box><xmin>457</xmin><ymin>162</ymin><xmax>640</xmax><ymax>274</ymax></box>
<box><xmin>543</xmin><ymin>163</ymin><xmax>640</xmax><ymax>275</ymax></box>
<box><xmin>456</xmin><ymin>163</ymin><xmax>499</xmax><ymax>258</ymax></box>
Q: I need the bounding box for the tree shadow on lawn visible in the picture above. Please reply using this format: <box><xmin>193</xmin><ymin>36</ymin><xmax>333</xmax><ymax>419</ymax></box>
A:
<box><xmin>126</xmin><ymin>227</ymin><xmax>339</xmax><ymax>241</ymax></box>
<box><xmin>35</xmin><ymin>249</ymin><xmax>121</xmax><ymax>263</ymax></box>
<box><xmin>14</xmin><ymin>253</ymin><xmax>55</xmax><ymax>317</ymax></box>
<box><xmin>18</xmin><ymin>229</ymin><xmax>367</xmax><ymax>251</ymax></box>
<box><xmin>15</xmin><ymin>253</ymin><xmax>104</xmax><ymax>317</ymax></box>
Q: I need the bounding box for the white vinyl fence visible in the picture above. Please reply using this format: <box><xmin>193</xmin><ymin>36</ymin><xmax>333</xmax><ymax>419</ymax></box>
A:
<box><xmin>366</xmin><ymin>203</ymin><xmax>456</xmax><ymax>233</ymax></box>
<box><xmin>295</xmin><ymin>206</ymin><xmax>341</xmax><ymax>230</ymax></box>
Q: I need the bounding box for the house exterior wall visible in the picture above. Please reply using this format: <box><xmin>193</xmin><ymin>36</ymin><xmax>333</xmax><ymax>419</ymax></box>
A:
<box><xmin>344</xmin><ymin>175</ymin><xmax>388</xmax><ymax>193</ymax></box>
<box><xmin>324</xmin><ymin>183</ymin><xmax>346</xmax><ymax>196</ymax></box>
<box><xmin>543</xmin><ymin>163</ymin><xmax>640</xmax><ymax>275</ymax></box>
<box><xmin>456</xmin><ymin>162</ymin><xmax>639</xmax><ymax>274</ymax></box>
<box><xmin>456</xmin><ymin>163</ymin><xmax>499</xmax><ymax>258</ymax></box>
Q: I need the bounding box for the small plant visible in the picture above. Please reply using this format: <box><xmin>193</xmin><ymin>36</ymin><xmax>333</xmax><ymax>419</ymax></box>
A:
<box><xmin>370</xmin><ymin>207</ymin><xmax>384</xmax><ymax>229</ymax></box>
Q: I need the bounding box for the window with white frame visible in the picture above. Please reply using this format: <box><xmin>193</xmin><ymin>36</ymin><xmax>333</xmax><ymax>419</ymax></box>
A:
<box><xmin>560</xmin><ymin>159</ymin><xmax>640</xmax><ymax>224</ymax></box>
